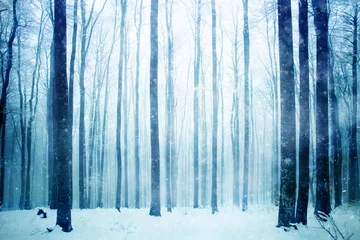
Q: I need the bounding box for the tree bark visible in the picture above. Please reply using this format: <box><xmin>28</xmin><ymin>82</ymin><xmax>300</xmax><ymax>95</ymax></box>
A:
<box><xmin>193</xmin><ymin>0</ymin><xmax>201</xmax><ymax>209</ymax></box>
<box><xmin>211</xmin><ymin>0</ymin><xmax>218</xmax><ymax>214</ymax></box>
<box><xmin>149</xmin><ymin>0</ymin><xmax>161</xmax><ymax>217</ymax></box>
<box><xmin>116</xmin><ymin>0</ymin><xmax>126</xmax><ymax>212</ymax></box>
<box><xmin>313</xmin><ymin>0</ymin><xmax>331</xmax><ymax>215</ymax></box>
<box><xmin>296</xmin><ymin>0</ymin><xmax>310</xmax><ymax>225</ymax></box>
<box><xmin>0</xmin><ymin>0</ymin><xmax>18</xmax><ymax>208</ymax></box>
<box><xmin>53</xmin><ymin>0</ymin><xmax>72</xmax><ymax>231</ymax></box>
<box><xmin>242</xmin><ymin>0</ymin><xmax>250</xmax><ymax>212</ymax></box>
<box><xmin>134</xmin><ymin>0</ymin><xmax>143</xmax><ymax>209</ymax></box>
<box><xmin>348</xmin><ymin>5</ymin><xmax>359</xmax><ymax>203</ymax></box>
<box><xmin>277</xmin><ymin>0</ymin><xmax>297</xmax><ymax>227</ymax></box>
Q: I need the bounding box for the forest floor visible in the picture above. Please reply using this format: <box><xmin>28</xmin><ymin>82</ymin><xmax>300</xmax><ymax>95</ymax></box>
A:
<box><xmin>0</xmin><ymin>204</ymin><xmax>359</xmax><ymax>239</ymax></box>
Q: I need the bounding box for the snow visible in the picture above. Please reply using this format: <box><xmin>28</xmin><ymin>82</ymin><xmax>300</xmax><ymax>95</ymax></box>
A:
<box><xmin>0</xmin><ymin>205</ymin><xmax>359</xmax><ymax>240</ymax></box>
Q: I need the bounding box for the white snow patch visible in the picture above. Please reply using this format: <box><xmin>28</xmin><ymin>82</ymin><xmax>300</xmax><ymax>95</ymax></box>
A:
<box><xmin>0</xmin><ymin>205</ymin><xmax>359</xmax><ymax>240</ymax></box>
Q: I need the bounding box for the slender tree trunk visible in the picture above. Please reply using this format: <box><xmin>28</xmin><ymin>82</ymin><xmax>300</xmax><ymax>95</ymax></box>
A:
<box><xmin>200</xmin><ymin>63</ymin><xmax>208</xmax><ymax>207</ymax></box>
<box><xmin>313</xmin><ymin>0</ymin><xmax>331</xmax><ymax>215</ymax></box>
<box><xmin>134</xmin><ymin>0</ymin><xmax>143</xmax><ymax>209</ymax></box>
<box><xmin>231</xmin><ymin>12</ymin><xmax>240</xmax><ymax>207</ymax></box>
<box><xmin>149</xmin><ymin>0</ymin><xmax>161</xmax><ymax>217</ymax></box>
<box><xmin>242</xmin><ymin>0</ymin><xmax>250</xmax><ymax>212</ymax></box>
<box><xmin>277</xmin><ymin>0</ymin><xmax>297</xmax><ymax>227</ymax></box>
<box><xmin>24</xmin><ymin>12</ymin><xmax>44</xmax><ymax>210</ymax></box>
<box><xmin>54</xmin><ymin>0</ymin><xmax>72</xmax><ymax>231</ymax></box>
<box><xmin>98</xmin><ymin>2</ymin><xmax>118</xmax><ymax>208</ymax></box>
<box><xmin>68</xmin><ymin>0</ymin><xmax>78</xmax><ymax>209</ymax></box>
<box><xmin>296</xmin><ymin>0</ymin><xmax>310</xmax><ymax>225</ymax></box>
<box><xmin>193</xmin><ymin>0</ymin><xmax>201</xmax><ymax>209</ymax></box>
<box><xmin>211</xmin><ymin>0</ymin><xmax>218</xmax><ymax>214</ymax></box>
<box><xmin>123</xmin><ymin>27</ymin><xmax>129</xmax><ymax>209</ymax></box>
<box><xmin>116</xmin><ymin>0</ymin><xmax>126</xmax><ymax>212</ymax></box>
<box><xmin>79</xmin><ymin>0</ymin><xmax>87</xmax><ymax>209</ymax></box>
<box><xmin>16</xmin><ymin>34</ymin><xmax>26</xmax><ymax>210</ymax></box>
<box><xmin>329</xmin><ymin>43</ymin><xmax>342</xmax><ymax>208</ymax></box>
<box><xmin>165</xmin><ymin>0</ymin><xmax>174</xmax><ymax>212</ymax></box>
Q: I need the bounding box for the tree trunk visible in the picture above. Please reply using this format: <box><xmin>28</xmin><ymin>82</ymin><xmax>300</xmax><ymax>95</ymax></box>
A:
<box><xmin>277</xmin><ymin>0</ymin><xmax>297</xmax><ymax>227</ymax></box>
<box><xmin>16</xmin><ymin>34</ymin><xmax>27</xmax><ymax>210</ymax></box>
<box><xmin>53</xmin><ymin>0</ymin><xmax>72</xmax><ymax>231</ymax></box>
<box><xmin>134</xmin><ymin>0</ymin><xmax>143</xmax><ymax>209</ymax></box>
<box><xmin>79</xmin><ymin>0</ymin><xmax>88</xmax><ymax>209</ymax></box>
<box><xmin>329</xmin><ymin>43</ymin><xmax>342</xmax><ymax>208</ymax></box>
<box><xmin>242</xmin><ymin>0</ymin><xmax>250</xmax><ymax>212</ymax></box>
<box><xmin>348</xmin><ymin>5</ymin><xmax>359</xmax><ymax>203</ymax></box>
<box><xmin>296</xmin><ymin>0</ymin><xmax>310</xmax><ymax>225</ymax></box>
<box><xmin>116</xmin><ymin>0</ymin><xmax>126</xmax><ymax>212</ymax></box>
<box><xmin>231</xmin><ymin>12</ymin><xmax>240</xmax><ymax>207</ymax></box>
<box><xmin>0</xmin><ymin>0</ymin><xmax>17</xmax><ymax>208</ymax></box>
<box><xmin>211</xmin><ymin>0</ymin><xmax>218</xmax><ymax>214</ymax></box>
<box><xmin>149</xmin><ymin>0</ymin><xmax>161</xmax><ymax>217</ymax></box>
<box><xmin>313</xmin><ymin>0</ymin><xmax>331</xmax><ymax>215</ymax></box>
<box><xmin>165</xmin><ymin>0</ymin><xmax>174</xmax><ymax>213</ymax></box>
<box><xmin>193</xmin><ymin>0</ymin><xmax>201</xmax><ymax>209</ymax></box>
<box><xmin>24</xmin><ymin>11</ymin><xmax>44</xmax><ymax>210</ymax></box>
<box><xmin>68</xmin><ymin>0</ymin><xmax>78</xmax><ymax>209</ymax></box>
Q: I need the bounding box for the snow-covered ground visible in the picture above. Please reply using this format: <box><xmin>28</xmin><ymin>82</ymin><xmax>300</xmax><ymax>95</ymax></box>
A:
<box><xmin>0</xmin><ymin>205</ymin><xmax>359</xmax><ymax>240</ymax></box>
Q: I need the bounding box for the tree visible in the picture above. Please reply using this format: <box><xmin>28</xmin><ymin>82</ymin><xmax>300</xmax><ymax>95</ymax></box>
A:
<box><xmin>329</xmin><ymin>40</ymin><xmax>342</xmax><ymax>208</ymax></box>
<box><xmin>348</xmin><ymin>3</ymin><xmax>359</xmax><ymax>203</ymax></box>
<box><xmin>230</xmin><ymin>6</ymin><xmax>240</xmax><ymax>207</ymax></box>
<box><xmin>53</xmin><ymin>0</ymin><xmax>72</xmax><ymax>232</ymax></box>
<box><xmin>193</xmin><ymin>0</ymin><xmax>201</xmax><ymax>209</ymax></box>
<box><xmin>296</xmin><ymin>0</ymin><xmax>310</xmax><ymax>225</ymax></box>
<box><xmin>313</xmin><ymin>0</ymin><xmax>331</xmax><ymax>216</ymax></box>
<box><xmin>149</xmin><ymin>0</ymin><xmax>161</xmax><ymax>217</ymax></box>
<box><xmin>211</xmin><ymin>0</ymin><xmax>218</xmax><ymax>214</ymax></box>
<box><xmin>134</xmin><ymin>0</ymin><xmax>143</xmax><ymax>209</ymax></box>
<box><xmin>0</xmin><ymin>0</ymin><xmax>18</xmax><ymax>208</ymax></box>
<box><xmin>24</xmin><ymin>9</ymin><xmax>45</xmax><ymax>210</ymax></box>
<box><xmin>277</xmin><ymin>0</ymin><xmax>297</xmax><ymax>227</ymax></box>
<box><xmin>78</xmin><ymin>0</ymin><xmax>107</xmax><ymax>209</ymax></box>
<box><xmin>68</xmin><ymin>0</ymin><xmax>78</xmax><ymax>209</ymax></box>
<box><xmin>116</xmin><ymin>0</ymin><xmax>126</xmax><ymax>212</ymax></box>
<box><xmin>17</xmin><ymin>32</ymin><xmax>26</xmax><ymax>210</ymax></box>
<box><xmin>242</xmin><ymin>0</ymin><xmax>250</xmax><ymax>212</ymax></box>
<box><xmin>98</xmin><ymin>1</ymin><xmax>118</xmax><ymax>209</ymax></box>
<box><xmin>165</xmin><ymin>0</ymin><xmax>175</xmax><ymax>212</ymax></box>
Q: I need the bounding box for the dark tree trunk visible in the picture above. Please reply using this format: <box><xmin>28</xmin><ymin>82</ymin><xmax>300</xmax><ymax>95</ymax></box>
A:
<box><xmin>134</xmin><ymin>0</ymin><xmax>143</xmax><ymax>209</ymax></box>
<box><xmin>49</xmin><ymin>40</ymin><xmax>57</xmax><ymax>210</ymax></box>
<box><xmin>68</xmin><ymin>0</ymin><xmax>78</xmax><ymax>209</ymax></box>
<box><xmin>149</xmin><ymin>0</ymin><xmax>161</xmax><ymax>217</ymax></box>
<box><xmin>329</xmin><ymin>44</ymin><xmax>342</xmax><ymax>208</ymax></box>
<box><xmin>313</xmin><ymin>0</ymin><xmax>331</xmax><ymax>215</ymax></box>
<box><xmin>210</xmin><ymin>0</ymin><xmax>218</xmax><ymax>215</ymax></box>
<box><xmin>116</xmin><ymin>0</ymin><xmax>126</xmax><ymax>212</ymax></box>
<box><xmin>242</xmin><ymin>0</ymin><xmax>250</xmax><ymax>212</ymax></box>
<box><xmin>53</xmin><ymin>0</ymin><xmax>72</xmax><ymax>232</ymax></box>
<box><xmin>0</xmin><ymin>0</ymin><xmax>17</xmax><ymax>208</ymax></box>
<box><xmin>277</xmin><ymin>0</ymin><xmax>297</xmax><ymax>227</ymax></box>
<box><xmin>296</xmin><ymin>0</ymin><xmax>310</xmax><ymax>225</ymax></box>
<box><xmin>193</xmin><ymin>0</ymin><xmax>201</xmax><ymax>209</ymax></box>
<box><xmin>348</xmin><ymin>5</ymin><xmax>359</xmax><ymax>203</ymax></box>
